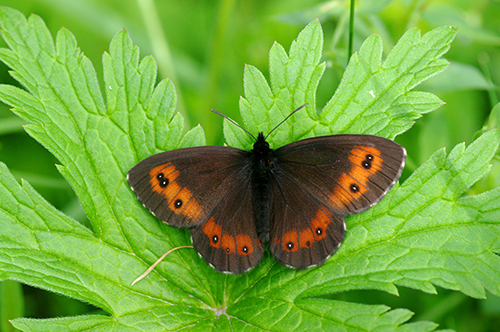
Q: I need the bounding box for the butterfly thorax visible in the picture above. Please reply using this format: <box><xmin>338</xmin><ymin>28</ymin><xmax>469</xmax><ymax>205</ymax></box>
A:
<box><xmin>250</xmin><ymin>132</ymin><xmax>275</xmax><ymax>243</ymax></box>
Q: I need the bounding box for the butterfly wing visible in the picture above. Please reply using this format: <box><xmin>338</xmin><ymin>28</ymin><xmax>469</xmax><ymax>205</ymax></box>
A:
<box><xmin>190</xmin><ymin>177</ymin><xmax>265</xmax><ymax>274</ymax></box>
<box><xmin>269</xmin><ymin>134</ymin><xmax>406</xmax><ymax>268</ymax></box>
<box><xmin>268</xmin><ymin>177</ymin><xmax>346</xmax><ymax>269</ymax></box>
<box><xmin>128</xmin><ymin>146</ymin><xmax>244</xmax><ymax>227</ymax></box>
<box><xmin>127</xmin><ymin>146</ymin><xmax>264</xmax><ymax>273</ymax></box>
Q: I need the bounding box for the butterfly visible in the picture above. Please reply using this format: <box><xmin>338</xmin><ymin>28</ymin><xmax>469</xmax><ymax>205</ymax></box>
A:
<box><xmin>127</xmin><ymin>105</ymin><xmax>406</xmax><ymax>274</ymax></box>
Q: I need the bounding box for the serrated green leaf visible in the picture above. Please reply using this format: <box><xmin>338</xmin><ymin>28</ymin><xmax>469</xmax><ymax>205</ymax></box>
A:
<box><xmin>226</xmin><ymin>19</ymin><xmax>324</xmax><ymax>150</ymax></box>
<box><xmin>12</xmin><ymin>315</ymin><xmax>113</xmax><ymax>332</ymax></box>
<box><xmin>1</xmin><ymin>6</ymin><xmax>499</xmax><ymax>332</ymax></box>
<box><xmin>227</xmin><ymin>23</ymin><xmax>454</xmax><ymax>152</ymax></box>
<box><xmin>317</xmin><ymin>27</ymin><xmax>454</xmax><ymax>139</ymax></box>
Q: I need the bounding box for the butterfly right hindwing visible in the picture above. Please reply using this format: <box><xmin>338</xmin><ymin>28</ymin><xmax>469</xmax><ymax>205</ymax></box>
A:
<box><xmin>268</xmin><ymin>173</ymin><xmax>346</xmax><ymax>268</ymax></box>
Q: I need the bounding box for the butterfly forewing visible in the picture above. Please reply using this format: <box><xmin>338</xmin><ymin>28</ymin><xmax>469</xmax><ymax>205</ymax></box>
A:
<box><xmin>127</xmin><ymin>147</ymin><xmax>249</xmax><ymax>228</ymax></box>
<box><xmin>275</xmin><ymin>134</ymin><xmax>406</xmax><ymax>215</ymax></box>
<box><xmin>267</xmin><ymin>134</ymin><xmax>406</xmax><ymax>269</ymax></box>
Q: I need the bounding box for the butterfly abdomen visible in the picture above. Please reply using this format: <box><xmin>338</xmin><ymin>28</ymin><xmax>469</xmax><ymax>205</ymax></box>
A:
<box><xmin>252</xmin><ymin>170</ymin><xmax>272</xmax><ymax>243</ymax></box>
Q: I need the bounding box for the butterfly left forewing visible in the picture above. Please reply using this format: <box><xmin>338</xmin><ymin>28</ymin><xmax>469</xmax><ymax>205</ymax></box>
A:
<box><xmin>127</xmin><ymin>146</ymin><xmax>249</xmax><ymax>228</ymax></box>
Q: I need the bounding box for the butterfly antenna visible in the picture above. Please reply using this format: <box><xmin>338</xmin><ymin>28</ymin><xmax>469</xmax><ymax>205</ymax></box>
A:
<box><xmin>210</xmin><ymin>109</ymin><xmax>257</xmax><ymax>141</ymax></box>
<box><xmin>265</xmin><ymin>103</ymin><xmax>308</xmax><ymax>139</ymax></box>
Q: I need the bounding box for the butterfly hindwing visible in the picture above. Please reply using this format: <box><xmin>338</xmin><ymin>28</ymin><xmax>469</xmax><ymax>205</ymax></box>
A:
<box><xmin>268</xmin><ymin>134</ymin><xmax>406</xmax><ymax>268</ymax></box>
<box><xmin>190</xmin><ymin>177</ymin><xmax>264</xmax><ymax>274</ymax></box>
<box><xmin>268</xmin><ymin>174</ymin><xmax>346</xmax><ymax>268</ymax></box>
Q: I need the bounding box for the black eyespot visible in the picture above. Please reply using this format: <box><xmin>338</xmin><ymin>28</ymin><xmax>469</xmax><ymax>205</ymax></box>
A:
<box><xmin>212</xmin><ymin>235</ymin><xmax>219</xmax><ymax>244</ymax></box>
<box><xmin>157</xmin><ymin>173</ymin><xmax>169</xmax><ymax>187</ymax></box>
<box><xmin>366</xmin><ymin>154</ymin><xmax>374</xmax><ymax>161</ymax></box>
<box><xmin>174</xmin><ymin>199</ymin><xmax>183</xmax><ymax>208</ymax></box>
<box><xmin>362</xmin><ymin>160</ymin><xmax>371</xmax><ymax>169</ymax></box>
<box><xmin>286</xmin><ymin>242</ymin><xmax>294</xmax><ymax>250</ymax></box>
<box><xmin>226</xmin><ymin>247</ymin><xmax>230</xmax><ymax>253</ymax></box>
<box><xmin>306</xmin><ymin>241</ymin><xmax>311</xmax><ymax>247</ymax></box>
<box><xmin>350</xmin><ymin>184</ymin><xmax>359</xmax><ymax>193</ymax></box>
<box><xmin>242</xmin><ymin>246</ymin><xmax>248</xmax><ymax>253</ymax></box>
<box><xmin>316</xmin><ymin>228</ymin><xmax>323</xmax><ymax>235</ymax></box>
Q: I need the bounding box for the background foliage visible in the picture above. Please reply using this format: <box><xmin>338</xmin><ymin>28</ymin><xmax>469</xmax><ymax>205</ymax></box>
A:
<box><xmin>0</xmin><ymin>0</ymin><xmax>499</xmax><ymax>331</ymax></box>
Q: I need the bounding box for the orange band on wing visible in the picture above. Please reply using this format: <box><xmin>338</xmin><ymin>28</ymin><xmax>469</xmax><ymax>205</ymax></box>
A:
<box><xmin>235</xmin><ymin>234</ymin><xmax>254</xmax><ymax>255</ymax></box>
<box><xmin>330</xmin><ymin>146</ymin><xmax>383</xmax><ymax>206</ymax></box>
<box><xmin>221</xmin><ymin>233</ymin><xmax>236</xmax><ymax>253</ymax></box>
<box><xmin>349</xmin><ymin>146</ymin><xmax>382</xmax><ymax>175</ymax></box>
<box><xmin>282</xmin><ymin>231</ymin><xmax>299</xmax><ymax>252</ymax></box>
<box><xmin>281</xmin><ymin>208</ymin><xmax>332</xmax><ymax>252</ymax></box>
<box><xmin>299</xmin><ymin>228</ymin><xmax>314</xmax><ymax>248</ymax></box>
<box><xmin>203</xmin><ymin>217</ymin><xmax>222</xmax><ymax>248</ymax></box>
<box><xmin>202</xmin><ymin>217</ymin><xmax>254</xmax><ymax>255</ymax></box>
<box><xmin>311</xmin><ymin>208</ymin><xmax>331</xmax><ymax>241</ymax></box>
<box><xmin>149</xmin><ymin>163</ymin><xmax>203</xmax><ymax>218</ymax></box>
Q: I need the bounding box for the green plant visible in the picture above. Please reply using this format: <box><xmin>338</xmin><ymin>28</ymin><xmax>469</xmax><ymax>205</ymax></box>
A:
<box><xmin>0</xmin><ymin>6</ymin><xmax>499</xmax><ymax>332</ymax></box>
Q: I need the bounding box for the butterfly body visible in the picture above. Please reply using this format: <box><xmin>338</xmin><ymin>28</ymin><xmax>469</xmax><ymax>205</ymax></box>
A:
<box><xmin>249</xmin><ymin>132</ymin><xmax>274</xmax><ymax>243</ymax></box>
<box><xmin>128</xmin><ymin>132</ymin><xmax>406</xmax><ymax>274</ymax></box>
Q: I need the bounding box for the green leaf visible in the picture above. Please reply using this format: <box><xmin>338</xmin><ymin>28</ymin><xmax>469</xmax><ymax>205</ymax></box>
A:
<box><xmin>225</xmin><ymin>19</ymin><xmax>324</xmax><ymax>150</ymax></box>
<box><xmin>419</xmin><ymin>61</ymin><xmax>495</xmax><ymax>93</ymax></box>
<box><xmin>1</xmin><ymin>6</ymin><xmax>499</xmax><ymax>332</ymax></box>
<box><xmin>317</xmin><ymin>26</ymin><xmax>452</xmax><ymax>139</ymax></box>
<box><xmin>227</xmin><ymin>21</ymin><xmax>452</xmax><ymax>152</ymax></box>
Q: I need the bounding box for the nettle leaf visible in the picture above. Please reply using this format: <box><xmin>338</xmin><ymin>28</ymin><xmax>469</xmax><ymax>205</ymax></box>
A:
<box><xmin>1</xmin><ymin>7</ymin><xmax>499</xmax><ymax>332</ymax></box>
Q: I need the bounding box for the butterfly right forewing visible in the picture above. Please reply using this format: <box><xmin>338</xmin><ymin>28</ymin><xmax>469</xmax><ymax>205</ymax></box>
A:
<box><xmin>274</xmin><ymin>135</ymin><xmax>406</xmax><ymax>215</ymax></box>
<box><xmin>268</xmin><ymin>134</ymin><xmax>405</xmax><ymax>269</ymax></box>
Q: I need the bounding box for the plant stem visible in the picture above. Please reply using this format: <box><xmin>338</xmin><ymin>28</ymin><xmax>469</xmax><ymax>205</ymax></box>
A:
<box><xmin>136</xmin><ymin>0</ymin><xmax>188</xmax><ymax>123</ymax></box>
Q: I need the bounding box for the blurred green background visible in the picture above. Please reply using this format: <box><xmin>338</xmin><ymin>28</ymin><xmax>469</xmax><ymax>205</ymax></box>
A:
<box><xmin>0</xmin><ymin>0</ymin><xmax>499</xmax><ymax>331</ymax></box>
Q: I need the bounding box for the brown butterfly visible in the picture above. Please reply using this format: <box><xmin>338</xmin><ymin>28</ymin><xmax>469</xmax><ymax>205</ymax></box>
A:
<box><xmin>127</xmin><ymin>106</ymin><xmax>406</xmax><ymax>274</ymax></box>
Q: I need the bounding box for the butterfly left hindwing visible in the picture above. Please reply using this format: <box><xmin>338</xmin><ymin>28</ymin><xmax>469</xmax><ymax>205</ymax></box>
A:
<box><xmin>127</xmin><ymin>146</ymin><xmax>265</xmax><ymax>273</ymax></box>
<box><xmin>190</xmin><ymin>177</ymin><xmax>265</xmax><ymax>274</ymax></box>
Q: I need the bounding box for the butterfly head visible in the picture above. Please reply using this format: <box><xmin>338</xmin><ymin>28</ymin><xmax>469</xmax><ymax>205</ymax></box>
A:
<box><xmin>211</xmin><ymin>104</ymin><xmax>309</xmax><ymax>148</ymax></box>
<box><xmin>253</xmin><ymin>132</ymin><xmax>270</xmax><ymax>152</ymax></box>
